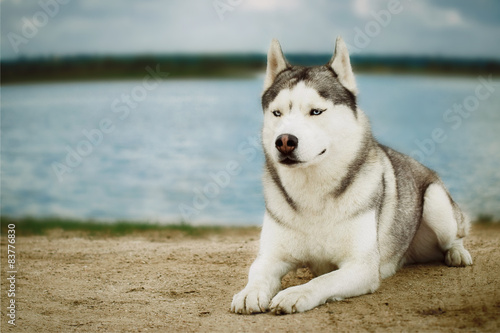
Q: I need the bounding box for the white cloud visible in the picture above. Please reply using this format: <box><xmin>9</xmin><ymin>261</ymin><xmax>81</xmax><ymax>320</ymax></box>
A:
<box><xmin>352</xmin><ymin>0</ymin><xmax>372</xmax><ymax>18</ymax></box>
<box><xmin>241</xmin><ymin>0</ymin><xmax>299</xmax><ymax>12</ymax></box>
<box><xmin>410</xmin><ymin>1</ymin><xmax>466</xmax><ymax>28</ymax></box>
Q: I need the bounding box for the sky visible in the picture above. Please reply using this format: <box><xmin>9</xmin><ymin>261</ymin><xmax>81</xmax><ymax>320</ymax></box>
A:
<box><xmin>1</xmin><ymin>0</ymin><xmax>500</xmax><ymax>60</ymax></box>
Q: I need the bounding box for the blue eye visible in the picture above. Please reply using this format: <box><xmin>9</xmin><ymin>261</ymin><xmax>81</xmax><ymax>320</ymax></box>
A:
<box><xmin>272</xmin><ymin>110</ymin><xmax>282</xmax><ymax>117</ymax></box>
<box><xmin>310</xmin><ymin>109</ymin><xmax>324</xmax><ymax>116</ymax></box>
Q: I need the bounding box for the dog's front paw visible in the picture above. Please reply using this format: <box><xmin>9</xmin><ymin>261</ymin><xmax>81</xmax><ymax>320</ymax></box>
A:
<box><xmin>231</xmin><ymin>287</ymin><xmax>272</xmax><ymax>315</ymax></box>
<box><xmin>445</xmin><ymin>245</ymin><xmax>473</xmax><ymax>267</ymax></box>
<box><xmin>270</xmin><ymin>285</ymin><xmax>319</xmax><ymax>314</ymax></box>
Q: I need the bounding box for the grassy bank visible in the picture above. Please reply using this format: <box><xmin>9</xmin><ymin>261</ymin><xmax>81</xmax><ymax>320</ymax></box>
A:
<box><xmin>1</xmin><ymin>216</ymin><xmax>497</xmax><ymax>237</ymax></box>
<box><xmin>0</xmin><ymin>216</ymin><xmax>259</xmax><ymax>237</ymax></box>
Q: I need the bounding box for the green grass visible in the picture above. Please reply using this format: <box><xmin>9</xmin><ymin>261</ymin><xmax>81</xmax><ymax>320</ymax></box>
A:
<box><xmin>0</xmin><ymin>216</ymin><xmax>232</xmax><ymax>237</ymax></box>
<box><xmin>1</xmin><ymin>215</ymin><xmax>497</xmax><ymax>237</ymax></box>
<box><xmin>475</xmin><ymin>214</ymin><xmax>498</xmax><ymax>225</ymax></box>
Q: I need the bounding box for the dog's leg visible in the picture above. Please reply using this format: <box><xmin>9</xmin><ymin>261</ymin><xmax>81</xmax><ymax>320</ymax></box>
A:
<box><xmin>231</xmin><ymin>214</ymin><xmax>294</xmax><ymax>314</ymax></box>
<box><xmin>408</xmin><ymin>183</ymin><xmax>472</xmax><ymax>266</ymax></box>
<box><xmin>269</xmin><ymin>258</ymin><xmax>380</xmax><ymax>314</ymax></box>
<box><xmin>231</xmin><ymin>255</ymin><xmax>292</xmax><ymax>314</ymax></box>
<box><xmin>270</xmin><ymin>210</ymin><xmax>381</xmax><ymax>314</ymax></box>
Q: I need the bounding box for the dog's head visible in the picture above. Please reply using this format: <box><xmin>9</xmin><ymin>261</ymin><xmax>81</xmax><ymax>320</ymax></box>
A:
<box><xmin>262</xmin><ymin>37</ymin><xmax>363</xmax><ymax>168</ymax></box>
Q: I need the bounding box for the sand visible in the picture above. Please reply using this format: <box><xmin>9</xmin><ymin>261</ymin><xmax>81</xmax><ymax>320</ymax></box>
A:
<box><xmin>1</xmin><ymin>224</ymin><xmax>499</xmax><ymax>332</ymax></box>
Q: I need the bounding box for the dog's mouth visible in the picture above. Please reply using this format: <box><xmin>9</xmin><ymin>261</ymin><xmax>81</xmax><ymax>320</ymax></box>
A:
<box><xmin>278</xmin><ymin>149</ymin><xmax>326</xmax><ymax>166</ymax></box>
<box><xmin>279</xmin><ymin>157</ymin><xmax>303</xmax><ymax>165</ymax></box>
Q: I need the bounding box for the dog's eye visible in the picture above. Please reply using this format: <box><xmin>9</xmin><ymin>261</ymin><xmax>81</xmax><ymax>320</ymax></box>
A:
<box><xmin>310</xmin><ymin>109</ymin><xmax>324</xmax><ymax>116</ymax></box>
<box><xmin>272</xmin><ymin>110</ymin><xmax>282</xmax><ymax>117</ymax></box>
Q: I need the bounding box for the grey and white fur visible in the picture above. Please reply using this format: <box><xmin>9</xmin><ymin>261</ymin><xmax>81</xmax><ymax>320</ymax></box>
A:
<box><xmin>231</xmin><ymin>37</ymin><xmax>472</xmax><ymax>315</ymax></box>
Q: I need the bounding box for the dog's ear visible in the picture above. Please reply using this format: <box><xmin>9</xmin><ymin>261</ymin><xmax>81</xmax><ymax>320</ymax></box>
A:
<box><xmin>263</xmin><ymin>39</ymin><xmax>289</xmax><ymax>91</ymax></box>
<box><xmin>329</xmin><ymin>36</ymin><xmax>358</xmax><ymax>95</ymax></box>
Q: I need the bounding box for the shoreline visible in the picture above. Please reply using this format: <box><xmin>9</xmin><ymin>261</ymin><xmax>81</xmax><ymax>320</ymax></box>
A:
<box><xmin>1</xmin><ymin>216</ymin><xmax>497</xmax><ymax>237</ymax></box>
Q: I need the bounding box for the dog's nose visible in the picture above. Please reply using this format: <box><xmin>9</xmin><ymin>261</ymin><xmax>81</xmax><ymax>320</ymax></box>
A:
<box><xmin>275</xmin><ymin>134</ymin><xmax>298</xmax><ymax>155</ymax></box>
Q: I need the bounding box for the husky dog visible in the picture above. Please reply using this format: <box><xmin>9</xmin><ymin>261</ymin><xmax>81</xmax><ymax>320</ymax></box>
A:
<box><xmin>230</xmin><ymin>37</ymin><xmax>473</xmax><ymax>315</ymax></box>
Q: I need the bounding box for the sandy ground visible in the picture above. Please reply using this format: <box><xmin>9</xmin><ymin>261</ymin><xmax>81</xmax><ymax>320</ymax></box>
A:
<box><xmin>1</xmin><ymin>224</ymin><xmax>499</xmax><ymax>332</ymax></box>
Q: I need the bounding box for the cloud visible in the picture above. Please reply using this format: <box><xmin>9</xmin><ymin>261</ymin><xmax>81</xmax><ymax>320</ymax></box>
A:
<box><xmin>410</xmin><ymin>1</ymin><xmax>465</xmax><ymax>28</ymax></box>
<box><xmin>0</xmin><ymin>0</ymin><xmax>499</xmax><ymax>60</ymax></box>
<box><xmin>431</xmin><ymin>0</ymin><xmax>500</xmax><ymax>27</ymax></box>
<box><xmin>352</xmin><ymin>0</ymin><xmax>373</xmax><ymax>18</ymax></box>
<box><xmin>241</xmin><ymin>0</ymin><xmax>299</xmax><ymax>12</ymax></box>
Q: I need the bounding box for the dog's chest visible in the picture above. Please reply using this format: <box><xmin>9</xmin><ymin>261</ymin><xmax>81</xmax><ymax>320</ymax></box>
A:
<box><xmin>264</xmin><ymin>163</ymin><xmax>380</xmax><ymax>267</ymax></box>
<box><xmin>277</xmin><ymin>214</ymin><xmax>355</xmax><ymax>267</ymax></box>
<box><xmin>267</xmin><ymin>194</ymin><xmax>378</xmax><ymax>269</ymax></box>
